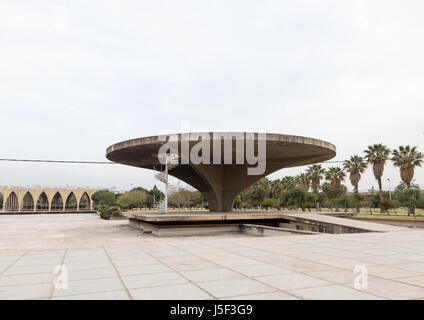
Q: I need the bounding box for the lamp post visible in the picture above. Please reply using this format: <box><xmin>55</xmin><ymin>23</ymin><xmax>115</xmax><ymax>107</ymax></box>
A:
<box><xmin>387</xmin><ymin>178</ymin><xmax>392</xmax><ymax>201</ymax></box>
<box><xmin>369</xmin><ymin>186</ymin><xmax>374</xmax><ymax>215</ymax></box>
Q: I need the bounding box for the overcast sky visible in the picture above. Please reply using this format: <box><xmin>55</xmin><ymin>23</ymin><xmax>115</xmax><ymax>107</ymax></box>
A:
<box><xmin>1</xmin><ymin>0</ymin><xmax>424</xmax><ymax>193</ymax></box>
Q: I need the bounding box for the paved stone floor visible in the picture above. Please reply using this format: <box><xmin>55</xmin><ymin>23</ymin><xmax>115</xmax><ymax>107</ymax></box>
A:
<box><xmin>1</xmin><ymin>214</ymin><xmax>424</xmax><ymax>300</ymax></box>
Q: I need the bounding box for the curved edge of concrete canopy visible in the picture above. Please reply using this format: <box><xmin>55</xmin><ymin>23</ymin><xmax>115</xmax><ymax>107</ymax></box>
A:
<box><xmin>106</xmin><ymin>132</ymin><xmax>336</xmax><ymax>212</ymax></box>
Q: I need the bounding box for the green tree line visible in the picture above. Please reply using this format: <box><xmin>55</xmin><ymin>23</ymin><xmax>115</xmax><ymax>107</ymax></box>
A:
<box><xmin>92</xmin><ymin>143</ymin><xmax>424</xmax><ymax>218</ymax></box>
<box><xmin>235</xmin><ymin>144</ymin><xmax>424</xmax><ymax>216</ymax></box>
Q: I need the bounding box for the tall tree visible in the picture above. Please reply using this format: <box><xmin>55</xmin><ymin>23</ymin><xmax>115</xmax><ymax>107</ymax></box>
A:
<box><xmin>343</xmin><ymin>155</ymin><xmax>368</xmax><ymax>193</ymax></box>
<box><xmin>117</xmin><ymin>190</ymin><xmax>147</xmax><ymax>209</ymax></box>
<box><xmin>323</xmin><ymin>168</ymin><xmax>346</xmax><ymax>213</ymax></box>
<box><xmin>364</xmin><ymin>143</ymin><xmax>391</xmax><ymax>213</ymax></box>
<box><xmin>391</xmin><ymin>146</ymin><xmax>423</xmax><ymax>188</ymax></box>
<box><xmin>306</xmin><ymin>165</ymin><xmax>325</xmax><ymax>193</ymax></box>
<box><xmin>391</xmin><ymin>145</ymin><xmax>423</xmax><ymax>215</ymax></box>
<box><xmin>280</xmin><ymin>176</ymin><xmax>296</xmax><ymax>192</ymax></box>
<box><xmin>270</xmin><ymin>179</ymin><xmax>282</xmax><ymax>201</ymax></box>
<box><xmin>92</xmin><ymin>190</ymin><xmax>116</xmax><ymax>208</ymax></box>
<box><xmin>168</xmin><ymin>188</ymin><xmax>195</xmax><ymax>209</ymax></box>
<box><xmin>295</xmin><ymin>173</ymin><xmax>310</xmax><ymax>190</ymax></box>
<box><xmin>343</xmin><ymin>155</ymin><xmax>367</xmax><ymax>213</ymax></box>
<box><xmin>325</xmin><ymin>167</ymin><xmax>346</xmax><ymax>190</ymax></box>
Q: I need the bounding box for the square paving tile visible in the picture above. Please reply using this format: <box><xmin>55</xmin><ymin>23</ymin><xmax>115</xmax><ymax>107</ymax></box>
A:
<box><xmin>0</xmin><ymin>272</ymin><xmax>55</xmax><ymax>287</ymax></box>
<box><xmin>67</xmin><ymin>267</ymin><xmax>117</xmax><ymax>281</ymax></box>
<box><xmin>283</xmin><ymin>261</ymin><xmax>333</xmax><ymax>272</ymax></box>
<box><xmin>53</xmin><ymin>277</ymin><xmax>124</xmax><ymax>297</ymax></box>
<box><xmin>117</xmin><ymin>264</ymin><xmax>171</xmax><ymax>276</ymax></box>
<box><xmin>53</xmin><ymin>290</ymin><xmax>130</xmax><ymax>300</ymax></box>
<box><xmin>122</xmin><ymin>272</ymin><xmax>187</xmax><ymax>289</ymax></box>
<box><xmin>347</xmin><ymin>279</ymin><xmax>424</xmax><ymax>300</ymax></box>
<box><xmin>321</xmin><ymin>258</ymin><xmax>374</xmax><ymax>270</ymax></box>
<box><xmin>3</xmin><ymin>264</ymin><xmax>56</xmax><ymax>276</ymax></box>
<box><xmin>180</xmin><ymin>268</ymin><xmax>242</xmax><ymax>282</ymax></box>
<box><xmin>167</xmin><ymin>259</ymin><xmax>219</xmax><ymax>271</ymax></box>
<box><xmin>196</xmin><ymin>278</ymin><xmax>274</xmax><ymax>298</ymax></box>
<box><xmin>288</xmin><ymin>284</ymin><xmax>382</xmax><ymax>300</ymax></box>
<box><xmin>308</xmin><ymin>267</ymin><xmax>380</xmax><ymax>285</ymax></box>
<box><xmin>393</xmin><ymin>262</ymin><xmax>424</xmax><ymax>273</ymax></box>
<box><xmin>394</xmin><ymin>275</ymin><xmax>424</xmax><ymax>288</ymax></box>
<box><xmin>0</xmin><ymin>283</ymin><xmax>52</xmax><ymax>299</ymax></box>
<box><xmin>13</xmin><ymin>257</ymin><xmax>63</xmax><ymax>267</ymax></box>
<box><xmin>256</xmin><ymin>272</ymin><xmax>330</xmax><ymax>291</ymax></box>
<box><xmin>0</xmin><ymin>256</ymin><xmax>20</xmax><ymax>266</ymax></box>
<box><xmin>235</xmin><ymin>264</ymin><xmax>291</xmax><ymax>277</ymax></box>
<box><xmin>357</xmin><ymin>255</ymin><xmax>406</xmax><ymax>266</ymax></box>
<box><xmin>257</xmin><ymin>255</ymin><xmax>301</xmax><ymax>264</ymax></box>
<box><xmin>130</xmin><ymin>283</ymin><xmax>213</xmax><ymax>300</ymax></box>
<box><xmin>112</xmin><ymin>257</ymin><xmax>161</xmax><ymax>267</ymax></box>
<box><xmin>156</xmin><ymin>254</ymin><xmax>199</xmax><ymax>263</ymax></box>
<box><xmin>222</xmin><ymin>291</ymin><xmax>299</xmax><ymax>300</ymax></box>
<box><xmin>366</xmin><ymin>265</ymin><xmax>422</xmax><ymax>279</ymax></box>
<box><xmin>215</xmin><ymin>257</ymin><xmax>265</xmax><ymax>268</ymax></box>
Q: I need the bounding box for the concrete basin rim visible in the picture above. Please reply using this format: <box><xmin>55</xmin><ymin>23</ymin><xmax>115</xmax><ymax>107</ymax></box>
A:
<box><xmin>105</xmin><ymin>132</ymin><xmax>337</xmax><ymax>157</ymax></box>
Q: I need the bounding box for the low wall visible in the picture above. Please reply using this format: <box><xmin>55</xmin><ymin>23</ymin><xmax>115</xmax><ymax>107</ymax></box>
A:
<box><xmin>349</xmin><ymin>217</ymin><xmax>424</xmax><ymax>228</ymax></box>
<box><xmin>128</xmin><ymin>218</ymin><xmax>318</xmax><ymax>237</ymax></box>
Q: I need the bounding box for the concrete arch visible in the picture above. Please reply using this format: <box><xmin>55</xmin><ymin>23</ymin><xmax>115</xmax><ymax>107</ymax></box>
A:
<box><xmin>51</xmin><ymin>192</ymin><xmax>64</xmax><ymax>211</ymax></box>
<box><xmin>5</xmin><ymin>192</ymin><xmax>19</xmax><ymax>211</ymax></box>
<box><xmin>79</xmin><ymin>192</ymin><xmax>90</xmax><ymax>210</ymax></box>
<box><xmin>65</xmin><ymin>192</ymin><xmax>77</xmax><ymax>211</ymax></box>
<box><xmin>36</xmin><ymin>192</ymin><xmax>49</xmax><ymax>211</ymax></box>
<box><xmin>21</xmin><ymin>192</ymin><xmax>35</xmax><ymax>211</ymax></box>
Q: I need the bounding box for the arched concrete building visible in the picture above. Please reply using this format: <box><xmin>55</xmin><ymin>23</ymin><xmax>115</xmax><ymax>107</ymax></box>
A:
<box><xmin>1</xmin><ymin>188</ymin><xmax>97</xmax><ymax>213</ymax></box>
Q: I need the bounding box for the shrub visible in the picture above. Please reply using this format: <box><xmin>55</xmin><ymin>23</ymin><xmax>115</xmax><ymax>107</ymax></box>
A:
<box><xmin>92</xmin><ymin>190</ymin><xmax>116</xmax><ymax>208</ymax></box>
<box><xmin>108</xmin><ymin>206</ymin><xmax>121</xmax><ymax>217</ymax></box>
<box><xmin>262</xmin><ymin>198</ymin><xmax>277</xmax><ymax>210</ymax></box>
<box><xmin>395</xmin><ymin>188</ymin><xmax>424</xmax><ymax>215</ymax></box>
<box><xmin>117</xmin><ymin>190</ymin><xmax>147</xmax><ymax>209</ymax></box>
<box><xmin>336</xmin><ymin>196</ymin><xmax>354</xmax><ymax>212</ymax></box>
<box><xmin>280</xmin><ymin>188</ymin><xmax>317</xmax><ymax>211</ymax></box>
<box><xmin>380</xmin><ymin>198</ymin><xmax>399</xmax><ymax>213</ymax></box>
<box><xmin>98</xmin><ymin>205</ymin><xmax>111</xmax><ymax>220</ymax></box>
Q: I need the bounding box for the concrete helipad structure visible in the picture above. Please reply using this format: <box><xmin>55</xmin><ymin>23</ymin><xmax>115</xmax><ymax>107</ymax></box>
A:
<box><xmin>106</xmin><ymin>133</ymin><xmax>336</xmax><ymax>212</ymax></box>
<box><xmin>1</xmin><ymin>214</ymin><xmax>424</xmax><ymax>300</ymax></box>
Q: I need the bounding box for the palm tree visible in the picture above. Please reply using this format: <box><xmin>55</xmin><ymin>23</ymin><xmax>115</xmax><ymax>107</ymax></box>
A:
<box><xmin>343</xmin><ymin>155</ymin><xmax>368</xmax><ymax>193</ymax></box>
<box><xmin>364</xmin><ymin>143</ymin><xmax>391</xmax><ymax>212</ymax></box>
<box><xmin>295</xmin><ymin>173</ymin><xmax>310</xmax><ymax>190</ymax></box>
<box><xmin>391</xmin><ymin>146</ymin><xmax>423</xmax><ymax>188</ymax></box>
<box><xmin>270</xmin><ymin>179</ymin><xmax>282</xmax><ymax>201</ymax></box>
<box><xmin>324</xmin><ymin>167</ymin><xmax>346</xmax><ymax>212</ymax></box>
<box><xmin>343</xmin><ymin>155</ymin><xmax>367</xmax><ymax>213</ymax></box>
<box><xmin>280</xmin><ymin>176</ymin><xmax>296</xmax><ymax>192</ymax></box>
<box><xmin>391</xmin><ymin>146</ymin><xmax>423</xmax><ymax>216</ymax></box>
<box><xmin>325</xmin><ymin>167</ymin><xmax>346</xmax><ymax>190</ymax></box>
<box><xmin>306</xmin><ymin>165</ymin><xmax>325</xmax><ymax>193</ymax></box>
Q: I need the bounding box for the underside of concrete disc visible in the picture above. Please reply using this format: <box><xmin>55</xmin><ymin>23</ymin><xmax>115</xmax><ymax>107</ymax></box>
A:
<box><xmin>106</xmin><ymin>132</ymin><xmax>336</xmax><ymax>212</ymax></box>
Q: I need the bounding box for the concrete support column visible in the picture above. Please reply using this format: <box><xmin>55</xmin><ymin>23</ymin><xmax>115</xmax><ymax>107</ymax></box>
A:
<box><xmin>2</xmin><ymin>194</ymin><xmax>6</xmax><ymax>212</ymax></box>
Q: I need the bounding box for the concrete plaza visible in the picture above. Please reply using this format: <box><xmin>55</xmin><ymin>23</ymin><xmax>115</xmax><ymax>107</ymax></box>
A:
<box><xmin>1</xmin><ymin>214</ymin><xmax>424</xmax><ymax>300</ymax></box>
